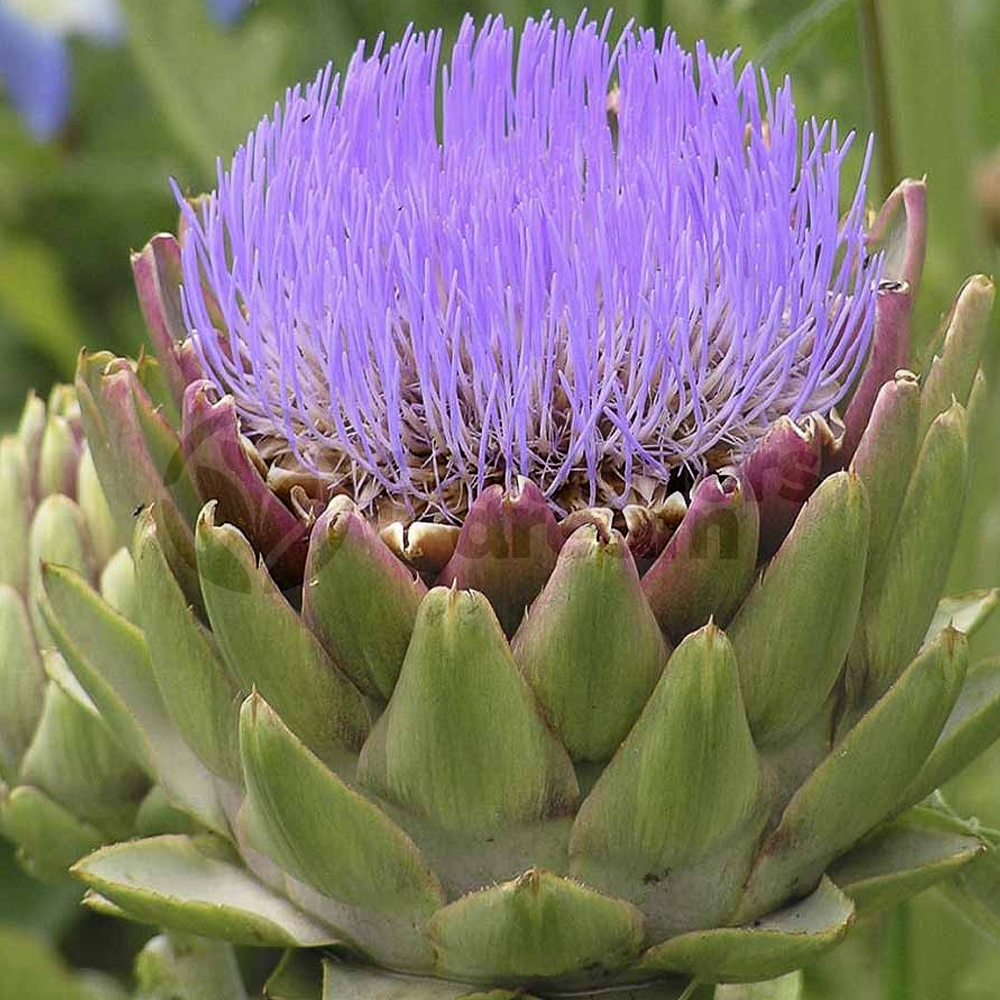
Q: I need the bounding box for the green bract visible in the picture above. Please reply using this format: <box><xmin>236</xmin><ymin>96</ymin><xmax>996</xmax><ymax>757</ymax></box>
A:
<box><xmin>2</xmin><ymin>179</ymin><xmax>999</xmax><ymax>1000</ymax></box>
<box><xmin>0</xmin><ymin>385</ymin><xmax>201</xmax><ymax>882</ymax></box>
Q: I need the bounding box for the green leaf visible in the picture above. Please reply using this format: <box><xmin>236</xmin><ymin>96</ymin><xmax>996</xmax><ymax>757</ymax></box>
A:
<box><xmin>240</xmin><ymin>693</ymin><xmax>442</xmax><ymax>911</ymax></box>
<box><xmin>197</xmin><ymin>505</ymin><xmax>372</xmax><ymax>765</ymax></box>
<box><xmin>135</xmin><ymin>934</ymin><xmax>248</xmax><ymax>1000</ymax></box>
<box><xmin>358</xmin><ymin>587</ymin><xmax>578</xmax><ymax>836</ymax></box>
<box><xmin>427</xmin><ymin>868</ymin><xmax>645</xmax><ymax>983</ymax></box>
<box><xmin>848</xmin><ymin>373</ymin><xmax>921</xmax><ymax>605</ymax></box>
<box><xmin>936</xmin><ymin>838</ymin><xmax>1000</xmax><ymax>945</ymax></box>
<box><xmin>37</xmin><ymin>410</ymin><xmax>78</xmax><ymax>499</ymax></box>
<box><xmin>135</xmin><ymin>786</ymin><xmax>203</xmax><ymax>839</ymax></box>
<box><xmin>38</xmin><ymin>569</ymin><xmax>154</xmax><ymax>774</ymax></box>
<box><xmin>570</xmin><ymin>624</ymin><xmax>764</xmax><ymax>938</ymax></box>
<box><xmin>134</xmin><ymin>512</ymin><xmax>242</xmax><ymax>783</ymax></box>
<box><xmin>73</xmin><ymin>835</ymin><xmax>338</xmax><ymax>948</ymax></box>
<box><xmin>77</xmin><ymin>446</ymin><xmax>123</xmax><ymax>567</ymax></box>
<box><xmin>1</xmin><ymin>786</ymin><xmax>104</xmax><ymax>879</ymax></box>
<box><xmin>0</xmin><ymin>584</ymin><xmax>44</xmax><ymax>781</ymax></box>
<box><xmin>919</xmin><ymin>276</ymin><xmax>996</xmax><ymax>435</ymax></box>
<box><xmin>40</xmin><ymin>564</ymin><xmax>229</xmax><ymax>833</ymax></box>
<box><xmin>572</xmin><ymin>623</ymin><xmax>762</xmax><ymax>869</ymax></box>
<box><xmin>853</xmin><ymin>403</ymin><xmax>969</xmax><ymax>703</ymax></box>
<box><xmin>738</xmin><ymin>628</ymin><xmax>967</xmax><ymax>919</ymax></box>
<box><xmin>369</xmin><ymin>812</ymin><xmax>575</xmax><ymax>908</ymax></box>
<box><xmin>16</xmin><ymin>389</ymin><xmax>46</xmax><ymax>477</ymax></box>
<box><xmin>829</xmin><ymin>807</ymin><xmax>983</xmax><ymax>916</ymax></box>
<box><xmin>75</xmin><ymin>354</ymin><xmax>198</xmax><ymax>547</ymax></box>
<box><xmin>82</xmin><ymin>893</ymin><xmax>132</xmax><ymax>921</ymax></box>
<box><xmin>41</xmin><ymin>648</ymin><xmax>101</xmax><ymax>719</ymax></box>
<box><xmin>136</xmin><ymin>354</ymin><xmax>181</xmax><ymax>428</ymax></box>
<box><xmin>99</xmin><ymin>548</ymin><xmax>140</xmax><ymax>626</ymax></box>
<box><xmin>18</xmin><ymin>679</ymin><xmax>145</xmax><ymax>839</ymax></box>
<box><xmin>727</xmin><ymin>473</ymin><xmax>870</xmax><ymax>747</ymax></box>
<box><xmin>966</xmin><ymin>365</ymin><xmax>992</xmax><ymax>467</ymax></box>
<box><xmin>0</xmin><ymin>436</ymin><xmax>31</xmax><ymax>594</ymax></box>
<box><xmin>639</xmin><ymin>878</ymin><xmax>853</xmax><ymax>983</ymax></box>
<box><xmin>302</xmin><ymin>497</ymin><xmax>427</xmax><ymax>701</ymax></box>
<box><xmin>923</xmin><ymin>591</ymin><xmax>999</xmax><ymax>647</ymax></box>
<box><xmin>128</xmin><ymin>376</ymin><xmax>204</xmax><ymax>526</ymax></box>
<box><xmin>239</xmin><ymin>692</ymin><xmax>443</xmax><ymax>970</ymax></box>
<box><xmin>512</xmin><ymin>525</ymin><xmax>668</xmax><ymax>762</ymax></box>
<box><xmin>29</xmin><ymin>494</ymin><xmax>93</xmax><ymax>646</ymax></box>
<box><xmin>901</xmin><ymin>656</ymin><xmax>1000</xmax><ymax>809</ymax></box>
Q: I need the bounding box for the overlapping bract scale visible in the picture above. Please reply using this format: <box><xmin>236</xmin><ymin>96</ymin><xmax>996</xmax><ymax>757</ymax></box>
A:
<box><xmin>12</xmin><ymin>228</ymin><xmax>996</xmax><ymax>994</ymax></box>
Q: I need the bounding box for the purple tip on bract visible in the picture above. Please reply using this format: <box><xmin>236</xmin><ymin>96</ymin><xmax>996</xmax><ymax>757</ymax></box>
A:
<box><xmin>175</xmin><ymin>14</ymin><xmax>882</xmax><ymax>519</ymax></box>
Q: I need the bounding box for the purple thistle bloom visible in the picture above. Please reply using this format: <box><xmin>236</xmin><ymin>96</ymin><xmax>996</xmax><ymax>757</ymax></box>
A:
<box><xmin>177</xmin><ymin>13</ymin><xmax>882</xmax><ymax>519</ymax></box>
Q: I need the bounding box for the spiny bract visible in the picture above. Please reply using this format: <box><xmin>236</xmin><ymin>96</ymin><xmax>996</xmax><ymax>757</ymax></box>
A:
<box><xmin>1</xmin><ymin>13</ymin><xmax>999</xmax><ymax>1000</ymax></box>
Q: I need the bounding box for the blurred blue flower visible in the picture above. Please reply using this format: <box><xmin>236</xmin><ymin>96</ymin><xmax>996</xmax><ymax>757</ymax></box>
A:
<box><xmin>0</xmin><ymin>6</ymin><xmax>71</xmax><ymax>139</ymax></box>
<box><xmin>0</xmin><ymin>0</ymin><xmax>250</xmax><ymax>140</ymax></box>
<box><xmin>206</xmin><ymin>0</ymin><xmax>250</xmax><ymax>27</ymax></box>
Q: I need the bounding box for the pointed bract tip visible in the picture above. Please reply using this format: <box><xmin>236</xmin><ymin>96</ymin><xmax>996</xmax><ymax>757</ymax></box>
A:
<box><xmin>196</xmin><ymin>499</ymin><xmax>219</xmax><ymax>533</ymax></box>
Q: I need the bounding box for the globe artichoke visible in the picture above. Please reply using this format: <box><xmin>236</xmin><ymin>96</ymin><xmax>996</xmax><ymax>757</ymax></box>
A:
<box><xmin>4</xmin><ymin>15</ymin><xmax>1000</xmax><ymax>999</ymax></box>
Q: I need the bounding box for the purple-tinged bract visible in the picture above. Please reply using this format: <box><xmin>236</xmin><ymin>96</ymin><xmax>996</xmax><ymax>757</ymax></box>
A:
<box><xmin>177</xmin><ymin>13</ymin><xmax>881</xmax><ymax>519</ymax></box>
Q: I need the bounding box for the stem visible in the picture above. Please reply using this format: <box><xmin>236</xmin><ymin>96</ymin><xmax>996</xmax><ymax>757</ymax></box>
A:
<box><xmin>884</xmin><ymin>902</ymin><xmax>912</xmax><ymax>1000</ymax></box>
<box><xmin>856</xmin><ymin>0</ymin><xmax>898</xmax><ymax>199</ymax></box>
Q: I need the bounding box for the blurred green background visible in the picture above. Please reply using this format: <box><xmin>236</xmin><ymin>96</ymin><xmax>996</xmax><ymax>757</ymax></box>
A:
<box><xmin>1</xmin><ymin>0</ymin><xmax>999</xmax><ymax>997</ymax></box>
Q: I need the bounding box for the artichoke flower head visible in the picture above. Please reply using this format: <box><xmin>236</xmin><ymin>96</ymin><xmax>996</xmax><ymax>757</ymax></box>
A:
<box><xmin>2</xmin><ymin>14</ymin><xmax>999</xmax><ymax>1000</ymax></box>
<box><xmin>177</xmin><ymin>16</ymin><xmax>879</xmax><ymax>524</ymax></box>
